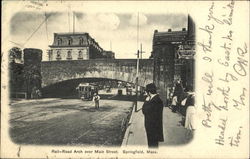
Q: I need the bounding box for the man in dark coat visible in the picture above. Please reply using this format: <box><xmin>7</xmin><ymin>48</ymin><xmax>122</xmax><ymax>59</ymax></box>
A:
<box><xmin>142</xmin><ymin>83</ymin><xmax>164</xmax><ymax>148</ymax></box>
<box><xmin>172</xmin><ymin>80</ymin><xmax>184</xmax><ymax>112</ymax></box>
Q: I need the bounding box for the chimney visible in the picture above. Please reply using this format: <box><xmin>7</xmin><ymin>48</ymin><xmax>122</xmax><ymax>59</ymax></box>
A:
<box><xmin>182</xmin><ymin>28</ymin><xmax>186</xmax><ymax>31</ymax></box>
<box><xmin>168</xmin><ymin>29</ymin><xmax>172</xmax><ymax>32</ymax></box>
<box><xmin>154</xmin><ymin>30</ymin><xmax>158</xmax><ymax>33</ymax></box>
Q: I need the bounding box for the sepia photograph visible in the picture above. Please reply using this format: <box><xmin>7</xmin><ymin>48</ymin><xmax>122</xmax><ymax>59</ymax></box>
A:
<box><xmin>8</xmin><ymin>9</ymin><xmax>195</xmax><ymax>146</ymax></box>
<box><xmin>1</xmin><ymin>0</ymin><xmax>249</xmax><ymax>158</ymax></box>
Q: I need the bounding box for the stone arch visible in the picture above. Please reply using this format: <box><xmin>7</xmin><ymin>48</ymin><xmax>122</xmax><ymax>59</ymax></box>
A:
<box><xmin>41</xmin><ymin>59</ymin><xmax>153</xmax><ymax>89</ymax></box>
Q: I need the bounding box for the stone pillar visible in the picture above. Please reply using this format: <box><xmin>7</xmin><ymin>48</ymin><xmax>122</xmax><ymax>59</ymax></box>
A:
<box><xmin>23</xmin><ymin>48</ymin><xmax>42</xmax><ymax>99</ymax></box>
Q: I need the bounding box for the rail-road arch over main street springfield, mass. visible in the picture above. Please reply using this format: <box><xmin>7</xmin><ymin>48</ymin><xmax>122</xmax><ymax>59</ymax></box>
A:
<box><xmin>41</xmin><ymin>59</ymin><xmax>154</xmax><ymax>88</ymax></box>
<box><xmin>7</xmin><ymin>14</ymin><xmax>196</xmax><ymax>147</ymax></box>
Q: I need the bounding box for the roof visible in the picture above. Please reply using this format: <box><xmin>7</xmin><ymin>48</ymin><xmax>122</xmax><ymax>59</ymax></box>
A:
<box><xmin>50</xmin><ymin>32</ymin><xmax>103</xmax><ymax>50</ymax></box>
<box><xmin>54</xmin><ymin>32</ymin><xmax>89</xmax><ymax>36</ymax></box>
<box><xmin>153</xmin><ymin>30</ymin><xmax>188</xmax><ymax>44</ymax></box>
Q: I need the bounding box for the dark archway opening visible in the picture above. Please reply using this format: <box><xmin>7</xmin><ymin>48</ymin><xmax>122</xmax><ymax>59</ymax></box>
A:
<box><xmin>42</xmin><ymin>78</ymin><xmax>116</xmax><ymax>98</ymax></box>
<box><xmin>41</xmin><ymin>78</ymin><xmax>145</xmax><ymax>101</ymax></box>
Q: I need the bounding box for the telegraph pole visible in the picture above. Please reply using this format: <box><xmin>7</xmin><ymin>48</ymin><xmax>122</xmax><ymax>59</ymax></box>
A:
<box><xmin>135</xmin><ymin>49</ymin><xmax>140</xmax><ymax>112</ymax></box>
<box><xmin>73</xmin><ymin>11</ymin><xmax>75</xmax><ymax>34</ymax></box>
<box><xmin>134</xmin><ymin>43</ymin><xmax>145</xmax><ymax>112</ymax></box>
<box><xmin>68</xmin><ymin>5</ymin><xmax>70</xmax><ymax>32</ymax></box>
<box><xmin>134</xmin><ymin>12</ymin><xmax>140</xmax><ymax>112</ymax></box>
<box><xmin>140</xmin><ymin>43</ymin><xmax>145</xmax><ymax>59</ymax></box>
<box><xmin>110</xmin><ymin>41</ymin><xmax>112</xmax><ymax>51</ymax></box>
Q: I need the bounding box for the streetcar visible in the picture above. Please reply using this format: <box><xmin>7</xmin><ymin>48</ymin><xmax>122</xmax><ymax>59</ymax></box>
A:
<box><xmin>76</xmin><ymin>83</ymin><xmax>98</xmax><ymax>100</ymax></box>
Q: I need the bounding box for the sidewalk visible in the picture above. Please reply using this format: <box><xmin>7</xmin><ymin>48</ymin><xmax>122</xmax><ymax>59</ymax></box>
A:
<box><xmin>122</xmin><ymin>102</ymin><xmax>190</xmax><ymax>147</ymax></box>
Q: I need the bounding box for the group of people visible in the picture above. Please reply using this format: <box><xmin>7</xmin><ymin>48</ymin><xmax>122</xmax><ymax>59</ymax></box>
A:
<box><xmin>170</xmin><ymin>80</ymin><xmax>196</xmax><ymax>136</ymax></box>
<box><xmin>142</xmin><ymin>82</ymin><xmax>196</xmax><ymax>148</ymax></box>
<box><xmin>31</xmin><ymin>86</ymin><xmax>42</xmax><ymax>99</ymax></box>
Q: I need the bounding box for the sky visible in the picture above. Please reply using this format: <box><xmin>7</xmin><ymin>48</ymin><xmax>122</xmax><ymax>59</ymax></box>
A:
<box><xmin>10</xmin><ymin>11</ymin><xmax>187</xmax><ymax>60</ymax></box>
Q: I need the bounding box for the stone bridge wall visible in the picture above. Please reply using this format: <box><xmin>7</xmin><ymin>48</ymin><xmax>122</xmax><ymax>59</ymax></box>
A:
<box><xmin>41</xmin><ymin>59</ymin><xmax>154</xmax><ymax>88</ymax></box>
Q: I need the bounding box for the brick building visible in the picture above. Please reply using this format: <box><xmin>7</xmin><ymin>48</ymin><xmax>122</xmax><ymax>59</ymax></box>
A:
<box><xmin>151</xmin><ymin>15</ymin><xmax>195</xmax><ymax>104</ymax></box>
<box><xmin>48</xmin><ymin>32</ymin><xmax>113</xmax><ymax>61</ymax></box>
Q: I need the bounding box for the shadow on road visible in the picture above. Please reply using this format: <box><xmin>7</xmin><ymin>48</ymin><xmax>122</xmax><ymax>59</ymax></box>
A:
<box><xmin>100</xmin><ymin>94</ymin><xmax>145</xmax><ymax>102</ymax></box>
<box><xmin>44</xmin><ymin>104</ymin><xmax>114</xmax><ymax>112</ymax></box>
<box><xmin>42</xmin><ymin>94</ymin><xmax>145</xmax><ymax>102</ymax></box>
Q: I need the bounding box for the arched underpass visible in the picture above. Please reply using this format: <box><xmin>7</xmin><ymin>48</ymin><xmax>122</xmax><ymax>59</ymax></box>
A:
<box><xmin>41</xmin><ymin>77</ymin><xmax>145</xmax><ymax>101</ymax></box>
<box><xmin>11</xmin><ymin>60</ymin><xmax>153</xmax><ymax>146</ymax></box>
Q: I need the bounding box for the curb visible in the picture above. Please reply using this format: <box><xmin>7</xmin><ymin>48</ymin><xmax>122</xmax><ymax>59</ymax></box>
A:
<box><xmin>121</xmin><ymin>102</ymin><xmax>136</xmax><ymax>146</ymax></box>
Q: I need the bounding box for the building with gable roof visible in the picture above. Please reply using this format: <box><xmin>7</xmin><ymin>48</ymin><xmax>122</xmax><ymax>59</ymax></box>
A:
<box><xmin>48</xmin><ymin>32</ymin><xmax>112</xmax><ymax>61</ymax></box>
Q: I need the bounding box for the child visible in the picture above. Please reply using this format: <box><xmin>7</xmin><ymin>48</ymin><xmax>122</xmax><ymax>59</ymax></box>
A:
<box><xmin>93</xmin><ymin>93</ymin><xmax>100</xmax><ymax>109</ymax></box>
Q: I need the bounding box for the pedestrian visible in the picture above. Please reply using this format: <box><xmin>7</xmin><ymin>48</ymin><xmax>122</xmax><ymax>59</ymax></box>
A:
<box><xmin>36</xmin><ymin>89</ymin><xmax>42</xmax><ymax>98</ymax></box>
<box><xmin>31</xmin><ymin>86</ymin><xmax>37</xmax><ymax>99</ymax></box>
<box><xmin>184</xmin><ymin>94</ymin><xmax>196</xmax><ymax>140</ymax></box>
<box><xmin>142</xmin><ymin>83</ymin><xmax>164</xmax><ymax>148</ymax></box>
<box><xmin>171</xmin><ymin>79</ymin><xmax>184</xmax><ymax>113</ymax></box>
<box><xmin>93</xmin><ymin>93</ymin><xmax>100</xmax><ymax>109</ymax></box>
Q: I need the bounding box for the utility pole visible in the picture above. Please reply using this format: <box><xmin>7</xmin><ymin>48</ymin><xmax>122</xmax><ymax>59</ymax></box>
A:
<box><xmin>134</xmin><ymin>12</ymin><xmax>141</xmax><ymax>112</ymax></box>
<box><xmin>135</xmin><ymin>49</ymin><xmax>140</xmax><ymax>112</ymax></box>
<box><xmin>110</xmin><ymin>41</ymin><xmax>112</xmax><ymax>51</ymax></box>
<box><xmin>140</xmin><ymin>43</ymin><xmax>145</xmax><ymax>59</ymax></box>
<box><xmin>73</xmin><ymin>11</ymin><xmax>75</xmax><ymax>34</ymax></box>
<box><xmin>68</xmin><ymin>5</ymin><xmax>70</xmax><ymax>32</ymax></box>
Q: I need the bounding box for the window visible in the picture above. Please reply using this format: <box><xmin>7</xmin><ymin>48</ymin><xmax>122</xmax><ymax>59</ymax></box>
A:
<box><xmin>79</xmin><ymin>38</ymin><xmax>83</xmax><ymax>45</ymax></box>
<box><xmin>68</xmin><ymin>38</ymin><xmax>73</xmax><ymax>45</ymax></box>
<box><xmin>48</xmin><ymin>50</ymin><xmax>52</xmax><ymax>61</ymax></box>
<box><xmin>57</xmin><ymin>38</ymin><xmax>62</xmax><ymax>46</ymax></box>
<box><xmin>56</xmin><ymin>50</ymin><xmax>61</xmax><ymax>60</ymax></box>
<box><xmin>67</xmin><ymin>50</ymin><xmax>72</xmax><ymax>60</ymax></box>
<box><xmin>78</xmin><ymin>51</ymin><xmax>83</xmax><ymax>59</ymax></box>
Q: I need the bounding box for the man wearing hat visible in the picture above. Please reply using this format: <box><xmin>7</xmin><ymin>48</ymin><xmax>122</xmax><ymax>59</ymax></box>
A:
<box><xmin>142</xmin><ymin>83</ymin><xmax>164</xmax><ymax>148</ymax></box>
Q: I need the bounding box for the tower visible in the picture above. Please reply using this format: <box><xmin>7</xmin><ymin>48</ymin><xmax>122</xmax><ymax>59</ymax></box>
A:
<box><xmin>23</xmin><ymin>48</ymin><xmax>42</xmax><ymax>98</ymax></box>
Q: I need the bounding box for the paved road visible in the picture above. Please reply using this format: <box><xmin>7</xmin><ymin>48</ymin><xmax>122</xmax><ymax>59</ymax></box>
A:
<box><xmin>122</xmin><ymin>102</ymin><xmax>191</xmax><ymax>147</ymax></box>
<box><xmin>9</xmin><ymin>88</ymin><xmax>134</xmax><ymax>146</ymax></box>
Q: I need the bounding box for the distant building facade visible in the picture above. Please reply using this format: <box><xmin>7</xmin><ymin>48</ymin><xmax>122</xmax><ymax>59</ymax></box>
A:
<box><xmin>151</xmin><ymin>15</ymin><xmax>195</xmax><ymax>104</ymax></box>
<box><xmin>48</xmin><ymin>32</ymin><xmax>114</xmax><ymax>61</ymax></box>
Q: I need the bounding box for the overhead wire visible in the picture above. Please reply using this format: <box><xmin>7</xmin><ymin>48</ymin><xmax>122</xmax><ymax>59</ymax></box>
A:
<box><xmin>68</xmin><ymin>5</ymin><xmax>71</xmax><ymax>32</ymax></box>
<box><xmin>23</xmin><ymin>13</ymin><xmax>52</xmax><ymax>47</ymax></box>
<box><xmin>9</xmin><ymin>41</ymin><xmax>24</xmax><ymax>48</ymax></box>
<box><xmin>4</xmin><ymin>1</ymin><xmax>32</xmax><ymax>43</ymax></box>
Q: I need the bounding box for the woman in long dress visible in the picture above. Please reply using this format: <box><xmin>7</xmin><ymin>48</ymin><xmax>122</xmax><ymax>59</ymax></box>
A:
<box><xmin>184</xmin><ymin>94</ymin><xmax>196</xmax><ymax>139</ymax></box>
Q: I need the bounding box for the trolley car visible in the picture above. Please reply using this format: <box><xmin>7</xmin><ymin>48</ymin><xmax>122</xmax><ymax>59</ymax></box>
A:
<box><xmin>76</xmin><ymin>83</ymin><xmax>98</xmax><ymax>100</ymax></box>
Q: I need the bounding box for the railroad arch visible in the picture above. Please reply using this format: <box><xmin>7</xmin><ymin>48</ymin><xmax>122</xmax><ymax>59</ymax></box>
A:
<box><xmin>41</xmin><ymin>59</ymin><xmax>154</xmax><ymax>88</ymax></box>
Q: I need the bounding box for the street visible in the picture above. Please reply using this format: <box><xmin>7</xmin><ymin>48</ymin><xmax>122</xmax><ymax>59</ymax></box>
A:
<box><xmin>9</xmin><ymin>87</ymin><xmax>190</xmax><ymax>147</ymax></box>
<box><xmin>9</xmin><ymin>88</ymin><xmax>134</xmax><ymax>146</ymax></box>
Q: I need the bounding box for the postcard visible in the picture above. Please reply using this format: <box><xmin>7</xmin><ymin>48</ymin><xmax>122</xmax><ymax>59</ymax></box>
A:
<box><xmin>1</xmin><ymin>0</ymin><xmax>249</xmax><ymax>158</ymax></box>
